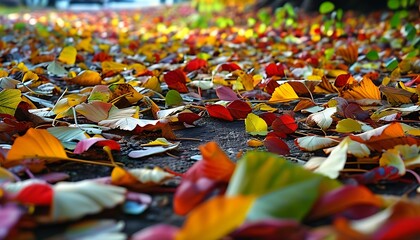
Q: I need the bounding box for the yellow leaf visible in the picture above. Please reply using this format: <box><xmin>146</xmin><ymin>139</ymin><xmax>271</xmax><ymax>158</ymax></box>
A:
<box><xmin>0</xmin><ymin>89</ymin><xmax>21</xmax><ymax>115</ymax></box>
<box><xmin>269</xmin><ymin>83</ymin><xmax>299</xmax><ymax>103</ymax></box>
<box><xmin>76</xmin><ymin>38</ymin><xmax>94</xmax><ymax>53</ymax></box>
<box><xmin>233</xmin><ymin>70</ymin><xmax>254</xmax><ymax>91</ymax></box>
<box><xmin>53</xmin><ymin>93</ymin><xmax>87</xmax><ymax>119</ymax></box>
<box><xmin>336</xmin><ymin>118</ymin><xmax>362</xmax><ymax>133</ymax></box>
<box><xmin>175</xmin><ymin>196</ymin><xmax>255</xmax><ymax>240</ymax></box>
<box><xmin>6</xmin><ymin>128</ymin><xmax>67</xmax><ymax>162</ymax></box>
<box><xmin>17</xmin><ymin>62</ymin><xmax>28</xmax><ymax>72</ymax></box>
<box><xmin>327</xmin><ymin>69</ymin><xmax>348</xmax><ymax>78</ymax></box>
<box><xmin>130</xmin><ymin>63</ymin><xmax>148</xmax><ymax>76</ymax></box>
<box><xmin>58</xmin><ymin>46</ymin><xmax>77</xmax><ymax>65</ymax></box>
<box><xmin>68</xmin><ymin>70</ymin><xmax>102</xmax><ymax>86</ymax></box>
<box><xmin>101</xmin><ymin>61</ymin><xmax>128</xmax><ymax>74</ymax></box>
<box><xmin>142</xmin><ymin>76</ymin><xmax>162</xmax><ymax>93</ymax></box>
<box><xmin>22</xmin><ymin>70</ymin><xmax>39</xmax><ymax>82</ymax></box>
<box><xmin>0</xmin><ymin>69</ymin><xmax>8</xmax><ymax>77</ymax></box>
<box><xmin>245</xmin><ymin>113</ymin><xmax>268</xmax><ymax>136</ymax></box>
<box><xmin>109</xmin><ymin>83</ymin><xmax>143</xmax><ymax>104</ymax></box>
<box><xmin>142</xmin><ymin>138</ymin><xmax>171</xmax><ymax>147</ymax></box>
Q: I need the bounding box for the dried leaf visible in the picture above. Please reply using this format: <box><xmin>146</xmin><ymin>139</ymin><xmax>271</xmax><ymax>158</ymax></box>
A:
<box><xmin>0</xmin><ymin>89</ymin><xmax>21</xmax><ymax>116</ymax></box>
<box><xmin>58</xmin><ymin>46</ymin><xmax>77</xmax><ymax>65</ymax></box>
<box><xmin>68</xmin><ymin>70</ymin><xmax>102</xmax><ymax>86</ymax></box>
<box><xmin>306</xmin><ymin>107</ymin><xmax>336</xmax><ymax>130</ymax></box>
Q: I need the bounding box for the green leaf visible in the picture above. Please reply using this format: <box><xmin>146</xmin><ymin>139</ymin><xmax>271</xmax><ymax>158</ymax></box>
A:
<box><xmin>226</xmin><ymin>151</ymin><xmax>340</xmax><ymax>220</ymax></box>
<box><xmin>387</xmin><ymin>0</ymin><xmax>400</xmax><ymax>9</ymax></box>
<box><xmin>336</xmin><ymin>8</ymin><xmax>343</xmax><ymax>21</ymax></box>
<box><xmin>47</xmin><ymin>61</ymin><xmax>68</xmax><ymax>76</ymax></box>
<box><xmin>0</xmin><ymin>89</ymin><xmax>21</xmax><ymax>115</ymax></box>
<box><xmin>366</xmin><ymin>50</ymin><xmax>379</xmax><ymax>61</ymax></box>
<box><xmin>248</xmin><ymin>178</ymin><xmax>321</xmax><ymax>221</ymax></box>
<box><xmin>319</xmin><ymin>1</ymin><xmax>335</xmax><ymax>14</ymax></box>
<box><xmin>386</xmin><ymin>58</ymin><xmax>399</xmax><ymax>71</ymax></box>
<box><xmin>257</xmin><ymin>10</ymin><xmax>271</xmax><ymax>25</ymax></box>
<box><xmin>403</xmin><ymin>23</ymin><xmax>416</xmax><ymax>41</ymax></box>
<box><xmin>324</xmin><ymin>48</ymin><xmax>334</xmax><ymax>60</ymax></box>
<box><xmin>390</xmin><ymin>13</ymin><xmax>401</xmax><ymax>28</ymax></box>
<box><xmin>284</xmin><ymin>3</ymin><xmax>295</xmax><ymax>18</ymax></box>
<box><xmin>165</xmin><ymin>90</ymin><xmax>183</xmax><ymax>107</ymax></box>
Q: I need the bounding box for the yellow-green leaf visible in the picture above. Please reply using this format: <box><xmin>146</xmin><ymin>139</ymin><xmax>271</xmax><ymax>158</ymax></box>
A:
<box><xmin>336</xmin><ymin>118</ymin><xmax>362</xmax><ymax>133</ymax></box>
<box><xmin>175</xmin><ymin>196</ymin><xmax>255</xmax><ymax>240</ymax></box>
<box><xmin>0</xmin><ymin>89</ymin><xmax>21</xmax><ymax>116</ymax></box>
<box><xmin>58</xmin><ymin>46</ymin><xmax>77</xmax><ymax>65</ymax></box>
<box><xmin>245</xmin><ymin>113</ymin><xmax>268</xmax><ymax>136</ymax></box>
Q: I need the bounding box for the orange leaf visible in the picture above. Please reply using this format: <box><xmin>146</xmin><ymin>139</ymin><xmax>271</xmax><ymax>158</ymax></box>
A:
<box><xmin>336</xmin><ymin>43</ymin><xmax>358</xmax><ymax>64</ymax></box>
<box><xmin>6</xmin><ymin>128</ymin><xmax>67</xmax><ymax>165</ymax></box>
<box><xmin>314</xmin><ymin>75</ymin><xmax>338</xmax><ymax>94</ymax></box>
<box><xmin>340</xmin><ymin>77</ymin><xmax>381</xmax><ymax>105</ymax></box>
<box><xmin>351</xmin><ymin>122</ymin><xmax>420</xmax><ymax>151</ymax></box>
<box><xmin>68</xmin><ymin>70</ymin><xmax>102</xmax><ymax>86</ymax></box>
<box><xmin>175</xmin><ymin>196</ymin><xmax>255</xmax><ymax>240</ymax></box>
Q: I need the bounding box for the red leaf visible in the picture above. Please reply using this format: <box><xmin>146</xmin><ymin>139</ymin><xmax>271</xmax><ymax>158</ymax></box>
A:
<box><xmin>74</xmin><ymin>138</ymin><xmax>121</xmax><ymax>154</ymax></box>
<box><xmin>230</xmin><ymin>219</ymin><xmax>307</xmax><ymax>240</ymax></box>
<box><xmin>373</xmin><ymin>217</ymin><xmax>420</xmax><ymax>240</ymax></box>
<box><xmin>206</xmin><ymin>104</ymin><xmax>234</xmax><ymax>121</ymax></box>
<box><xmin>173</xmin><ymin>177</ymin><xmax>219</xmax><ymax>215</ymax></box>
<box><xmin>272</xmin><ymin>114</ymin><xmax>298</xmax><ymax>134</ymax></box>
<box><xmin>265</xmin><ymin>63</ymin><xmax>285</xmax><ymax>77</ymax></box>
<box><xmin>164</xmin><ymin>69</ymin><xmax>189</xmax><ymax>93</ymax></box>
<box><xmin>220</xmin><ymin>62</ymin><xmax>241</xmax><ymax>72</ymax></box>
<box><xmin>92</xmin><ymin>52</ymin><xmax>113</xmax><ymax>62</ymax></box>
<box><xmin>264</xmin><ymin>134</ymin><xmax>290</xmax><ymax>155</ymax></box>
<box><xmin>173</xmin><ymin>142</ymin><xmax>235</xmax><ymax>215</ymax></box>
<box><xmin>308</xmin><ymin>185</ymin><xmax>382</xmax><ymax>220</ymax></box>
<box><xmin>227</xmin><ymin>100</ymin><xmax>252</xmax><ymax>120</ymax></box>
<box><xmin>334</xmin><ymin>74</ymin><xmax>352</xmax><ymax>88</ymax></box>
<box><xmin>259</xmin><ymin>112</ymin><xmax>278</xmax><ymax>127</ymax></box>
<box><xmin>15</xmin><ymin>183</ymin><xmax>53</xmax><ymax>206</ymax></box>
<box><xmin>177</xmin><ymin>112</ymin><xmax>201</xmax><ymax>125</ymax></box>
<box><xmin>215</xmin><ymin>86</ymin><xmax>239</xmax><ymax>101</ymax></box>
<box><xmin>184</xmin><ymin>58</ymin><xmax>207</xmax><ymax>72</ymax></box>
<box><xmin>265</xmin><ymin>78</ymin><xmax>280</xmax><ymax>94</ymax></box>
<box><xmin>344</xmin><ymin>103</ymin><xmax>370</xmax><ymax>121</ymax></box>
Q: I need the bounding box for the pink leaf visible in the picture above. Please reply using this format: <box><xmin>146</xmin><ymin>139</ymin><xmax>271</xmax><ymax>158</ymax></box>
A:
<box><xmin>215</xmin><ymin>86</ymin><xmax>239</xmax><ymax>101</ymax></box>
<box><xmin>132</xmin><ymin>224</ymin><xmax>179</xmax><ymax>240</ymax></box>
<box><xmin>74</xmin><ymin>138</ymin><xmax>121</xmax><ymax>154</ymax></box>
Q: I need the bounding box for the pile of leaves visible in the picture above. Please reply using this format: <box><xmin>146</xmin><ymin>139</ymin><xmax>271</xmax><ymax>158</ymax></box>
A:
<box><xmin>0</xmin><ymin>2</ymin><xmax>419</xmax><ymax>239</ymax></box>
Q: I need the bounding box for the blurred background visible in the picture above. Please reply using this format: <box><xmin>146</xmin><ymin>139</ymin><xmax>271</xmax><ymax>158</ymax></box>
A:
<box><xmin>0</xmin><ymin>0</ymin><xmax>186</xmax><ymax>10</ymax></box>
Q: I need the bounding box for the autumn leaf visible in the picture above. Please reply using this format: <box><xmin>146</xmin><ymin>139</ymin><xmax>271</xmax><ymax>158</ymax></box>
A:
<box><xmin>68</xmin><ymin>70</ymin><xmax>102</xmax><ymax>86</ymax></box>
<box><xmin>336</xmin><ymin>118</ymin><xmax>362</xmax><ymax>133</ymax></box>
<box><xmin>164</xmin><ymin>69</ymin><xmax>189</xmax><ymax>93</ymax></box>
<box><xmin>336</xmin><ymin>43</ymin><xmax>358</xmax><ymax>64</ymax></box>
<box><xmin>245</xmin><ymin>113</ymin><xmax>268</xmax><ymax>136</ymax></box>
<box><xmin>109</xmin><ymin>83</ymin><xmax>143</xmax><ymax>104</ymax></box>
<box><xmin>306</xmin><ymin>107</ymin><xmax>336</xmax><ymax>130</ymax></box>
<box><xmin>269</xmin><ymin>82</ymin><xmax>299</xmax><ymax>103</ymax></box>
<box><xmin>295</xmin><ymin>136</ymin><xmax>339</xmax><ymax>152</ymax></box>
<box><xmin>380</xmin><ymin>85</ymin><xmax>415</xmax><ymax>106</ymax></box>
<box><xmin>227</xmin><ymin>151</ymin><xmax>340</xmax><ymax>221</ymax></box>
<box><xmin>184</xmin><ymin>58</ymin><xmax>208</xmax><ymax>72</ymax></box>
<box><xmin>101</xmin><ymin>61</ymin><xmax>128</xmax><ymax>74</ymax></box>
<box><xmin>73</xmin><ymin>137</ymin><xmax>120</xmax><ymax>154</ymax></box>
<box><xmin>272</xmin><ymin>114</ymin><xmax>298</xmax><ymax>134</ymax></box>
<box><xmin>0</xmin><ymin>89</ymin><xmax>21</xmax><ymax>116</ymax></box>
<box><xmin>176</xmin><ymin>196</ymin><xmax>255</xmax><ymax>240</ymax></box>
<box><xmin>264</xmin><ymin>133</ymin><xmax>290</xmax><ymax>155</ymax></box>
<box><xmin>226</xmin><ymin>100</ymin><xmax>252</xmax><ymax>119</ymax></box>
<box><xmin>75</xmin><ymin>101</ymin><xmax>113</xmax><ymax>122</ymax></box>
<box><xmin>340</xmin><ymin>77</ymin><xmax>381</xmax><ymax>105</ymax></box>
<box><xmin>58</xmin><ymin>46</ymin><xmax>77</xmax><ymax>65</ymax></box>
<box><xmin>215</xmin><ymin>86</ymin><xmax>239</xmax><ymax>101</ymax></box>
<box><xmin>6</xmin><ymin>128</ymin><xmax>67</xmax><ymax>163</ymax></box>
<box><xmin>206</xmin><ymin>104</ymin><xmax>234</xmax><ymax>121</ymax></box>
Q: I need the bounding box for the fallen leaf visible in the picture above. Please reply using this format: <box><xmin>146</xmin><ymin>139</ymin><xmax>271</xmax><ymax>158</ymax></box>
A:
<box><xmin>269</xmin><ymin>83</ymin><xmax>299</xmax><ymax>103</ymax></box>
<box><xmin>336</xmin><ymin>118</ymin><xmax>362</xmax><ymax>133</ymax></box>
<box><xmin>245</xmin><ymin>113</ymin><xmax>268</xmax><ymax>136</ymax></box>
<box><xmin>306</xmin><ymin>107</ymin><xmax>337</xmax><ymax>130</ymax></box>
<box><xmin>128</xmin><ymin>141</ymin><xmax>179</xmax><ymax>158</ymax></box>
<box><xmin>226</xmin><ymin>100</ymin><xmax>252</xmax><ymax>119</ymax></box>
<box><xmin>164</xmin><ymin>69</ymin><xmax>189</xmax><ymax>93</ymax></box>
<box><xmin>295</xmin><ymin>136</ymin><xmax>339</xmax><ymax>151</ymax></box>
<box><xmin>176</xmin><ymin>196</ymin><xmax>255</xmax><ymax>240</ymax></box>
<box><xmin>0</xmin><ymin>89</ymin><xmax>21</xmax><ymax>116</ymax></box>
<box><xmin>68</xmin><ymin>70</ymin><xmax>102</xmax><ymax>86</ymax></box>
<box><xmin>58</xmin><ymin>46</ymin><xmax>77</xmax><ymax>65</ymax></box>
<box><xmin>206</xmin><ymin>104</ymin><xmax>234</xmax><ymax>121</ymax></box>
<box><xmin>74</xmin><ymin>137</ymin><xmax>121</xmax><ymax>154</ymax></box>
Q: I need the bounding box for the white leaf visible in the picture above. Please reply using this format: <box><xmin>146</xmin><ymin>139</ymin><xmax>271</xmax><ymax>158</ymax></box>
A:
<box><xmin>306</xmin><ymin>107</ymin><xmax>336</xmax><ymax>130</ymax></box>
<box><xmin>312</xmin><ymin>137</ymin><xmax>352</xmax><ymax>179</ymax></box>
<box><xmin>295</xmin><ymin>136</ymin><xmax>339</xmax><ymax>151</ymax></box>
<box><xmin>128</xmin><ymin>167</ymin><xmax>174</xmax><ymax>184</ymax></box>
<box><xmin>128</xmin><ymin>142</ymin><xmax>180</xmax><ymax>158</ymax></box>
<box><xmin>99</xmin><ymin>117</ymin><xmax>160</xmax><ymax>131</ymax></box>
<box><xmin>39</xmin><ymin>181</ymin><xmax>126</xmax><ymax>223</ymax></box>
